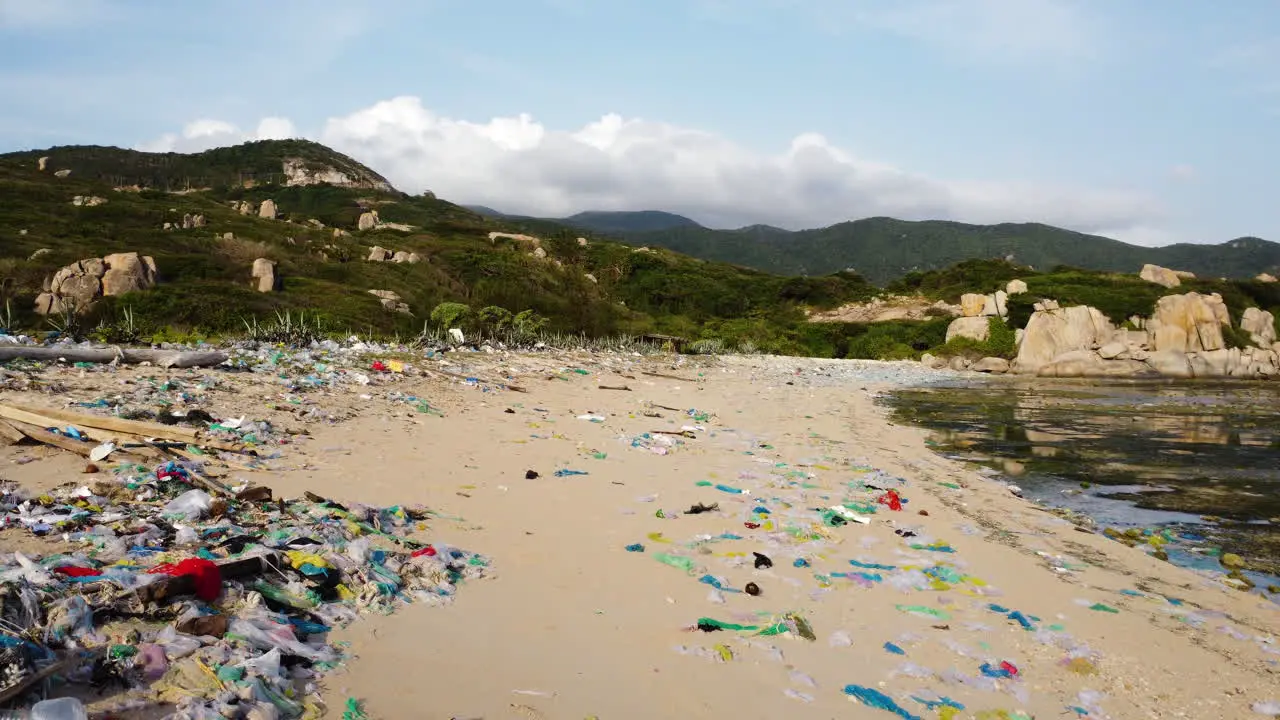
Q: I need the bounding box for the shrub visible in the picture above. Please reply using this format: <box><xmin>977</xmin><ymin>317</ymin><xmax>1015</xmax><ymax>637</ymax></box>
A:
<box><xmin>430</xmin><ymin>302</ymin><xmax>472</xmax><ymax>330</ymax></box>
<box><xmin>475</xmin><ymin>305</ymin><xmax>514</xmax><ymax>334</ymax></box>
<box><xmin>930</xmin><ymin>317</ymin><xmax>1017</xmax><ymax>359</ymax></box>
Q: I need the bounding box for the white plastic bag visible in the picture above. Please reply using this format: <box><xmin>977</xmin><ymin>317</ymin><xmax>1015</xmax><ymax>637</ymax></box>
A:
<box><xmin>162</xmin><ymin>489</ymin><xmax>213</xmax><ymax>520</ymax></box>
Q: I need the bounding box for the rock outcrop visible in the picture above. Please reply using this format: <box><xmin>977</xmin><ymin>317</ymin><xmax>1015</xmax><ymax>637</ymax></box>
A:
<box><xmin>282</xmin><ymin>157</ymin><xmax>394</xmax><ymax>192</ymax></box>
<box><xmin>946</xmin><ymin>317</ymin><xmax>990</xmax><ymax>343</ymax></box>
<box><xmin>37</xmin><ymin>156</ymin><xmax>48</xmax><ymax>171</ymax></box>
<box><xmin>1006</xmin><ymin>279</ymin><xmax>1028</xmax><ymax>295</ymax></box>
<box><xmin>35</xmin><ymin>252</ymin><xmax>157</xmax><ymax>315</ymax></box>
<box><xmin>959</xmin><ymin>290</ymin><xmax>1009</xmax><ymax>318</ymax></box>
<box><xmin>998</xmin><ymin>292</ymin><xmax>1280</xmax><ymax>380</ymax></box>
<box><xmin>251</xmin><ymin>258</ymin><xmax>278</xmax><ymax>293</ymax></box>
<box><xmin>971</xmin><ymin>357</ymin><xmax>1010</xmax><ymax>374</ymax></box>
<box><xmin>1139</xmin><ymin>264</ymin><xmax>1183</xmax><ymax>288</ymax></box>
<box><xmin>1013</xmin><ymin>305</ymin><xmax>1114</xmax><ymax>373</ymax></box>
<box><xmin>808</xmin><ymin>296</ymin><xmax>959</xmax><ymax>323</ymax></box>
<box><xmin>71</xmin><ymin>195</ymin><xmax>107</xmax><ymax>207</ymax></box>
<box><xmin>1241</xmin><ymin>307</ymin><xmax>1277</xmax><ymax>347</ymax></box>
<box><xmin>234</xmin><ymin>200</ymin><xmax>255</xmax><ymax>216</ymax></box>
<box><xmin>368</xmin><ymin>289</ymin><xmax>411</xmax><ymax>314</ymax></box>
<box><xmin>488</xmin><ymin>231</ymin><xmax>541</xmax><ymax>247</ymax></box>
<box><xmin>1257</xmin><ymin>273</ymin><xmax>1277</xmax><ymax>283</ymax></box>
<box><xmin>1147</xmin><ymin>292</ymin><xmax>1228</xmax><ymax>353</ymax></box>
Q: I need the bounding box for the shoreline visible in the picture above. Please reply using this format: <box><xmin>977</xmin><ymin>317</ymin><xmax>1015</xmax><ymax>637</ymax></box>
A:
<box><xmin>1</xmin><ymin>352</ymin><xmax>1278</xmax><ymax>718</ymax></box>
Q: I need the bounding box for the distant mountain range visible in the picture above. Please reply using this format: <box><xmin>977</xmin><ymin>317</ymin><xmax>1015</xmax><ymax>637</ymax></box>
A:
<box><xmin>466</xmin><ymin>207</ymin><xmax>1280</xmax><ymax>285</ymax></box>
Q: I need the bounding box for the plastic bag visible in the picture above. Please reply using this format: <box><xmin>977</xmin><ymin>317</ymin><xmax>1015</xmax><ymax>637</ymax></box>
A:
<box><xmin>163</xmin><ymin>489</ymin><xmax>213</xmax><ymax>521</ymax></box>
<box><xmin>237</xmin><ymin>647</ymin><xmax>284</xmax><ymax>680</ymax></box>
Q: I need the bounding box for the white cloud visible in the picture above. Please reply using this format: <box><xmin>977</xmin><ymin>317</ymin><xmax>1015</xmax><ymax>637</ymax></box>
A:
<box><xmin>138</xmin><ymin>117</ymin><xmax>297</xmax><ymax>153</ymax></box>
<box><xmin>138</xmin><ymin>95</ymin><xmax>1162</xmax><ymax>236</ymax></box>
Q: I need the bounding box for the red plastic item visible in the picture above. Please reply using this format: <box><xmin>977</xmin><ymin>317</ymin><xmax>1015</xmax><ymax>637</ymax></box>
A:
<box><xmin>877</xmin><ymin>490</ymin><xmax>903</xmax><ymax>512</ymax></box>
<box><xmin>1000</xmin><ymin>660</ymin><xmax>1019</xmax><ymax>676</ymax></box>
<box><xmin>411</xmin><ymin>545</ymin><xmax>437</xmax><ymax>557</ymax></box>
<box><xmin>53</xmin><ymin>566</ymin><xmax>103</xmax><ymax>578</ymax></box>
<box><xmin>371</xmin><ymin>361</ymin><xmax>389</xmax><ymax>372</ymax></box>
<box><xmin>147</xmin><ymin>558</ymin><xmax>222</xmax><ymax>601</ymax></box>
<box><xmin>744</xmin><ymin>522</ymin><xmax>761</xmax><ymax>529</ymax></box>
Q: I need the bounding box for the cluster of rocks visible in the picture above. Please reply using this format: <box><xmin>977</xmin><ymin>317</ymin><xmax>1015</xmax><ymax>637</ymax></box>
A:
<box><xmin>70</xmin><ymin>195</ymin><xmax>107</xmax><ymax>207</ymax></box>
<box><xmin>944</xmin><ymin>279</ymin><xmax>1027</xmax><ymax>343</ymax></box>
<box><xmin>1016</xmin><ymin>291</ymin><xmax>1279</xmax><ymax>378</ymax></box>
<box><xmin>163</xmin><ymin>213</ymin><xmax>207</xmax><ymax>230</ymax></box>
<box><xmin>366</xmin><ymin>246</ymin><xmax>423</xmax><ymax>264</ymax></box>
<box><xmin>229</xmin><ymin>199</ymin><xmax>278</xmax><ymax>220</ymax></box>
<box><xmin>356</xmin><ymin>210</ymin><xmax>414</xmax><ymax>233</ymax></box>
<box><xmin>928</xmin><ymin>280</ymin><xmax>1280</xmax><ymax>378</ymax></box>
<box><xmin>368</xmin><ymin>289</ymin><xmax>411</xmax><ymax>314</ymax></box>
<box><xmin>34</xmin><ymin>252</ymin><xmax>158</xmax><ymax>315</ymax></box>
<box><xmin>809</xmin><ymin>295</ymin><xmax>960</xmax><ymax>323</ymax></box>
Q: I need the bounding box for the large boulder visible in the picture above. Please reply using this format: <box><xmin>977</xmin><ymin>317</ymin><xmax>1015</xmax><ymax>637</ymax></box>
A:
<box><xmin>1146</xmin><ymin>350</ymin><xmax>1194</xmax><ymax>378</ymax></box>
<box><xmin>1148</xmin><ymin>292</ymin><xmax>1228</xmax><ymax>352</ymax></box>
<box><xmin>367</xmin><ymin>246</ymin><xmax>391</xmax><ymax>262</ymax></box>
<box><xmin>1257</xmin><ymin>273</ymin><xmax>1277</xmax><ymax>283</ymax></box>
<box><xmin>251</xmin><ymin>258</ymin><xmax>278</xmax><ymax>292</ymax></box>
<box><xmin>946</xmin><ymin>316</ymin><xmax>990</xmax><ymax>343</ymax></box>
<box><xmin>1013</xmin><ymin>305</ymin><xmax>1114</xmax><ymax>373</ymax></box>
<box><xmin>959</xmin><ymin>293</ymin><xmax>987</xmax><ymax>317</ymax></box>
<box><xmin>357</xmin><ymin>211</ymin><xmax>379</xmax><ymax>231</ymax></box>
<box><xmin>1139</xmin><ymin>264</ymin><xmax>1182</xmax><ymax>288</ymax></box>
<box><xmin>1241</xmin><ymin>307</ymin><xmax>1277</xmax><ymax>347</ymax></box>
<box><xmin>258</xmin><ymin>199</ymin><xmax>278</xmax><ymax>220</ymax></box>
<box><xmin>1036</xmin><ymin>350</ymin><xmax>1149</xmax><ymax>378</ymax></box>
<box><xmin>971</xmin><ymin>357</ymin><xmax>1010</xmax><ymax>374</ymax></box>
<box><xmin>1006</xmin><ymin>279</ymin><xmax>1028</xmax><ymax>295</ymax></box>
<box><xmin>101</xmin><ymin>252</ymin><xmax>157</xmax><ymax>296</ymax></box>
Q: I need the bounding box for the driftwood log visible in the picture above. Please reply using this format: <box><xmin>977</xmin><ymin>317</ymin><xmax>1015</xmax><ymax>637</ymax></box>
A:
<box><xmin>0</xmin><ymin>346</ymin><xmax>228</xmax><ymax>368</ymax></box>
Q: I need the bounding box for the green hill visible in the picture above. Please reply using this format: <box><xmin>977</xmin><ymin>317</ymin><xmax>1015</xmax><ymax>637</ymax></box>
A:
<box><xmin>485</xmin><ymin>210</ymin><xmax>1280</xmax><ymax>285</ymax></box>
<box><xmin>0</xmin><ymin>141</ymin><xmax>873</xmax><ymax>347</ymax></box>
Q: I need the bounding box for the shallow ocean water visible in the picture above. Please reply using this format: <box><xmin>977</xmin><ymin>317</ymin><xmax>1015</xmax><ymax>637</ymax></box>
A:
<box><xmin>883</xmin><ymin>377</ymin><xmax>1280</xmax><ymax>591</ymax></box>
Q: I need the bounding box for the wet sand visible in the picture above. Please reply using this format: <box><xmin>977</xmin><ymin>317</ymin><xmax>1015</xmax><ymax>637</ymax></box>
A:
<box><xmin>3</xmin><ymin>352</ymin><xmax>1278</xmax><ymax>719</ymax></box>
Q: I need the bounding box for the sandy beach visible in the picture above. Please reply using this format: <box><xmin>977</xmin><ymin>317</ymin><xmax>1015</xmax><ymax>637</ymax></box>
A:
<box><xmin>3</xmin><ymin>350</ymin><xmax>1278</xmax><ymax>719</ymax></box>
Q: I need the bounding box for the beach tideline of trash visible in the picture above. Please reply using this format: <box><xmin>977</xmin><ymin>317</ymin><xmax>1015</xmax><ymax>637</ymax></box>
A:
<box><xmin>0</xmin><ymin>340</ymin><xmax>1278</xmax><ymax>719</ymax></box>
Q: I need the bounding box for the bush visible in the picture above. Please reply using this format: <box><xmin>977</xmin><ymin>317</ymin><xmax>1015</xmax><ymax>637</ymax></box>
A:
<box><xmin>930</xmin><ymin>317</ymin><xmax>1017</xmax><ymax>359</ymax></box>
<box><xmin>475</xmin><ymin>305</ymin><xmax>514</xmax><ymax>334</ymax></box>
<box><xmin>430</xmin><ymin>302</ymin><xmax>471</xmax><ymax>330</ymax></box>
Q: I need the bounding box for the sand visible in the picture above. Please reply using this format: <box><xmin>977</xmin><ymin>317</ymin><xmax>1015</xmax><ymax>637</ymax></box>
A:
<box><xmin>2</xmin><ymin>351</ymin><xmax>1278</xmax><ymax>719</ymax></box>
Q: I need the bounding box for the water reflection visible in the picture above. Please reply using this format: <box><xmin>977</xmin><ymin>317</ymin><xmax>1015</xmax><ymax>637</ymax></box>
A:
<box><xmin>884</xmin><ymin>378</ymin><xmax>1280</xmax><ymax>582</ymax></box>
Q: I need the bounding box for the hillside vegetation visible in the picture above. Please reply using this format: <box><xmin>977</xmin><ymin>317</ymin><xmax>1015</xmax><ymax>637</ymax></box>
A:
<box><xmin>493</xmin><ymin>211</ymin><xmax>1280</xmax><ymax>285</ymax></box>
<box><xmin>0</xmin><ymin>141</ymin><xmax>874</xmax><ymax>352</ymax></box>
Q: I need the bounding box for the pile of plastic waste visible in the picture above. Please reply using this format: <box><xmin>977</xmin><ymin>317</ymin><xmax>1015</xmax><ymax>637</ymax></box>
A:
<box><xmin>0</xmin><ymin>458</ymin><xmax>488</xmax><ymax>718</ymax></box>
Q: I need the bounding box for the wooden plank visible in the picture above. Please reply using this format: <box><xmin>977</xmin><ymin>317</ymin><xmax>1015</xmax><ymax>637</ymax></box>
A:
<box><xmin>2</xmin><ymin>403</ymin><xmax>248</xmax><ymax>453</ymax></box>
<box><xmin>0</xmin><ymin>419</ymin><xmax>24</xmax><ymax>445</ymax></box>
<box><xmin>4</xmin><ymin>403</ymin><xmax>202</xmax><ymax>440</ymax></box>
<box><xmin>2</xmin><ymin>419</ymin><xmax>98</xmax><ymax>457</ymax></box>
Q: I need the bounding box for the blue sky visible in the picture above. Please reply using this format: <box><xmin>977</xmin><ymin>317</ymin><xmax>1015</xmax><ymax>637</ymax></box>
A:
<box><xmin>1</xmin><ymin>0</ymin><xmax>1277</xmax><ymax>245</ymax></box>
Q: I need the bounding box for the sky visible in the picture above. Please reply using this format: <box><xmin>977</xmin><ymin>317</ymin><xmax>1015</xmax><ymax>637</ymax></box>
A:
<box><xmin>1</xmin><ymin>0</ymin><xmax>1278</xmax><ymax>246</ymax></box>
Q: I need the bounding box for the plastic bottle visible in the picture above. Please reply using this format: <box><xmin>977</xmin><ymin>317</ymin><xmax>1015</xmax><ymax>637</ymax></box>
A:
<box><xmin>30</xmin><ymin>697</ymin><xmax>89</xmax><ymax>720</ymax></box>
